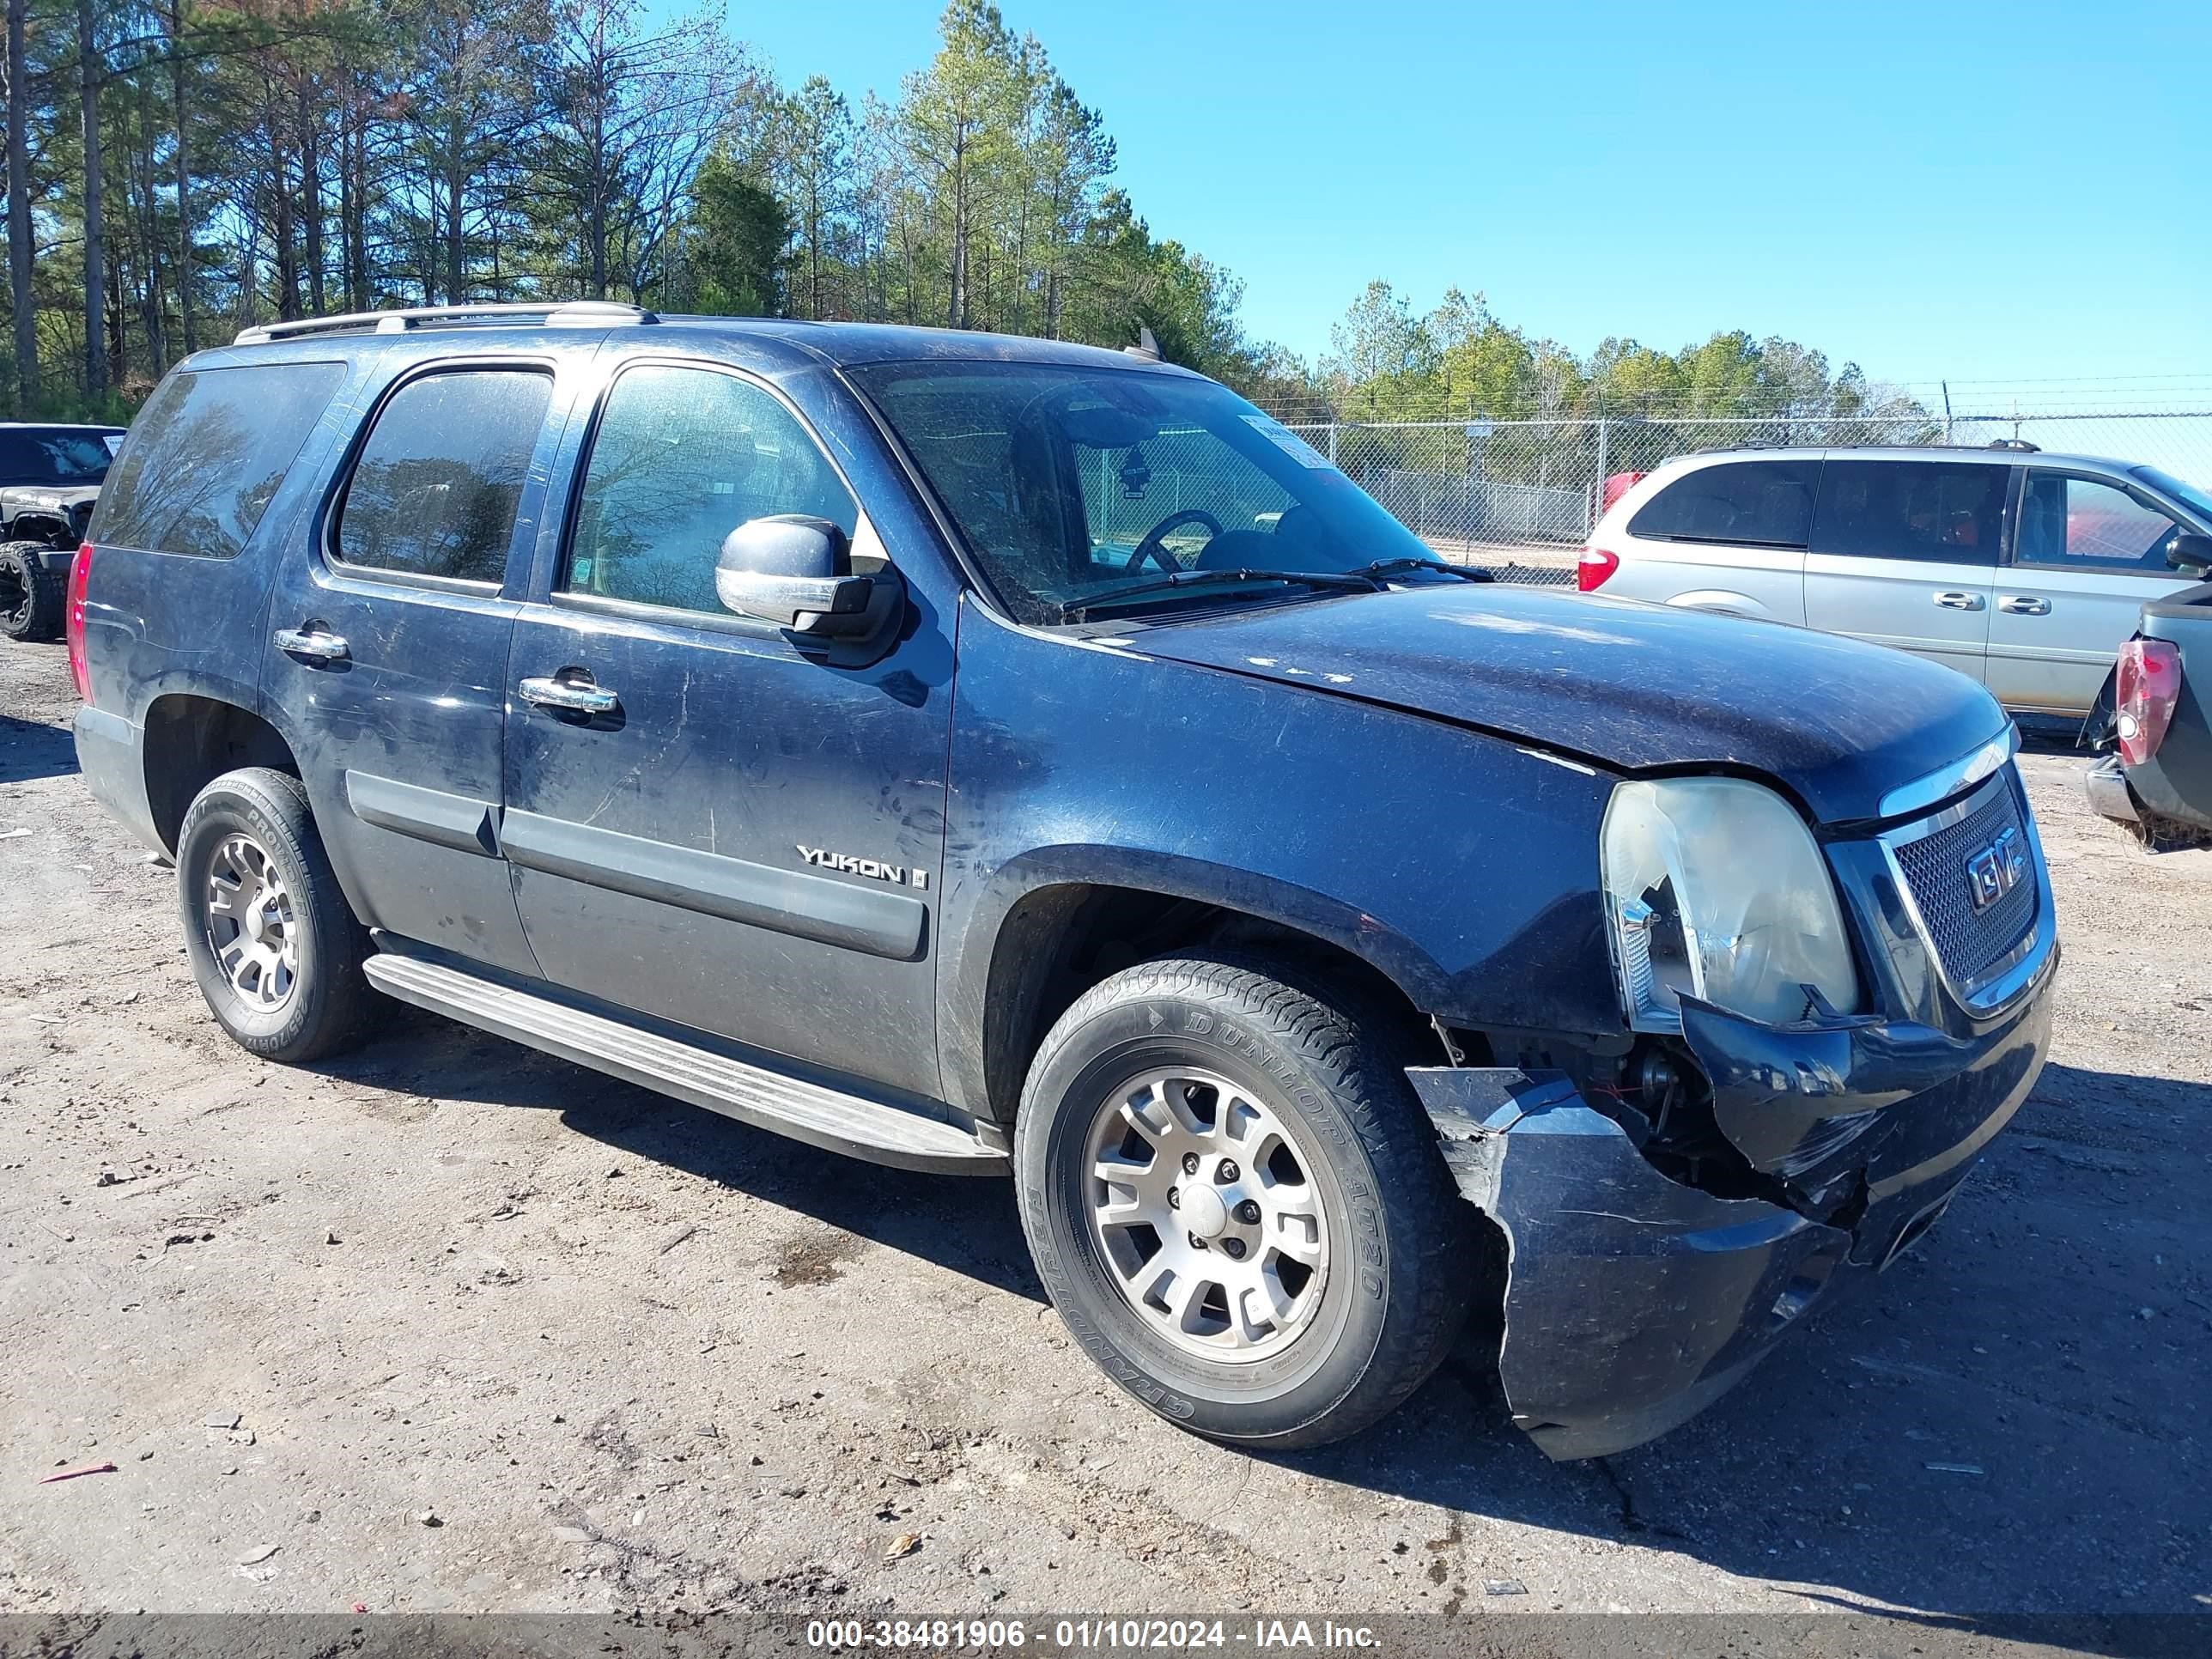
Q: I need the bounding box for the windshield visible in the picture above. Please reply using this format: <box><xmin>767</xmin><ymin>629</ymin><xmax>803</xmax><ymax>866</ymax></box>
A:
<box><xmin>2132</xmin><ymin>465</ymin><xmax>2212</xmax><ymax>529</ymax></box>
<box><xmin>0</xmin><ymin>428</ymin><xmax>116</xmax><ymax>486</ymax></box>
<box><xmin>853</xmin><ymin>362</ymin><xmax>1435</xmax><ymax>623</ymax></box>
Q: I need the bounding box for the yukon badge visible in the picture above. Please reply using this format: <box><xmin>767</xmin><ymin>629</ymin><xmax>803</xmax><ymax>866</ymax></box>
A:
<box><xmin>796</xmin><ymin>844</ymin><xmax>927</xmax><ymax>890</ymax></box>
<box><xmin>1963</xmin><ymin>825</ymin><xmax>2026</xmax><ymax>913</ymax></box>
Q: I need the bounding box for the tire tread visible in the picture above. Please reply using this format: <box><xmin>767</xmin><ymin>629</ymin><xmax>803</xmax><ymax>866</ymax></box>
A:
<box><xmin>1017</xmin><ymin>948</ymin><xmax>1473</xmax><ymax>1449</ymax></box>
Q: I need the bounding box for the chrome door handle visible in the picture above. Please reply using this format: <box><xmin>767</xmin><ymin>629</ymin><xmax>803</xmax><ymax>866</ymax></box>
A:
<box><xmin>1998</xmin><ymin>595</ymin><xmax>2051</xmax><ymax>616</ymax></box>
<box><xmin>1931</xmin><ymin>591</ymin><xmax>1986</xmax><ymax>611</ymax></box>
<box><xmin>273</xmin><ymin>626</ymin><xmax>349</xmax><ymax>661</ymax></box>
<box><xmin>518</xmin><ymin>674</ymin><xmax>619</xmax><ymax>715</ymax></box>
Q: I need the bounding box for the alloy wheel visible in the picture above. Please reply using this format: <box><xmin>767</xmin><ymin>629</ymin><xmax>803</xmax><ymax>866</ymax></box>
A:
<box><xmin>203</xmin><ymin>832</ymin><xmax>299</xmax><ymax>1011</ymax></box>
<box><xmin>1084</xmin><ymin>1066</ymin><xmax>1331</xmax><ymax>1362</ymax></box>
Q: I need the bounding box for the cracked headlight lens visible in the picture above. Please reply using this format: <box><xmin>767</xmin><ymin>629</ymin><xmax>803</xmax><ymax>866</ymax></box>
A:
<box><xmin>1601</xmin><ymin>777</ymin><xmax>1860</xmax><ymax>1031</ymax></box>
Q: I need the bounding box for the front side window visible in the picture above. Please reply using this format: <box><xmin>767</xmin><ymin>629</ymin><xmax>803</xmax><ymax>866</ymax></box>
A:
<box><xmin>851</xmin><ymin>362</ymin><xmax>1437</xmax><ymax>623</ymax></box>
<box><xmin>2018</xmin><ymin>473</ymin><xmax>2179</xmax><ymax>574</ymax></box>
<box><xmin>91</xmin><ymin>363</ymin><xmax>344</xmax><ymax>558</ymax></box>
<box><xmin>1628</xmin><ymin>459</ymin><xmax>1818</xmax><ymax>548</ymax></box>
<box><xmin>562</xmin><ymin>364</ymin><xmax>858</xmax><ymax>616</ymax></box>
<box><xmin>1812</xmin><ymin>460</ymin><xmax>2008</xmax><ymax>564</ymax></box>
<box><xmin>332</xmin><ymin>369</ymin><xmax>553</xmax><ymax>584</ymax></box>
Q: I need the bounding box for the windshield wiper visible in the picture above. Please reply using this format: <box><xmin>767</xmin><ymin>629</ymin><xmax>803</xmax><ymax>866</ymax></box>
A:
<box><xmin>1346</xmin><ymin>556</ymin><xmax>1496</xmax><ymax>584</ymax></box>
<box><xmin>1055</xmin><ymin>566</ymin><xmax>1386</xmax><ymax>623</ymax></box>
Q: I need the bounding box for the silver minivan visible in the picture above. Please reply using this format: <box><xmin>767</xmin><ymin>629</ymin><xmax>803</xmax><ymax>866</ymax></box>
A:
<box><xmin>1582</xmin><ymin>446</ymin><xmax>2210</xmax><ymax>716</ymax></box>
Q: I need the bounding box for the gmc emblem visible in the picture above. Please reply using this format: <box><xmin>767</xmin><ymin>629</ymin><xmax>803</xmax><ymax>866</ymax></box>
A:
<box><xmin>1964</xmin><ymin>825</ymin><xmax>2027</xmax><ymax>913</ymax></box>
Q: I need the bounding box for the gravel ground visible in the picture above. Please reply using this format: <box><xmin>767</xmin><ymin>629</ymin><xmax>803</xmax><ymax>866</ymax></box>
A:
<box><xmin>1</xmin><ymin>635</ymin><xmax>2208</xmax><ymax>1625</ymax></box>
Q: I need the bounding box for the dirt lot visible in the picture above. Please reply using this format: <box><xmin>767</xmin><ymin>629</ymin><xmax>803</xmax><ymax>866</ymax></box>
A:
<box><xmin>2</xmin><ymin>635</ymin><xmax>2209</xmax><ymax>1624</ymax></box>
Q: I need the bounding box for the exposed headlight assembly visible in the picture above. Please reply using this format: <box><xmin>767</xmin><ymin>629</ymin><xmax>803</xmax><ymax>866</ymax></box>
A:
<box><xmin>1601</xmin><ymin>778</ymin><xmax>1860</xmax><ymax>1031</ymax></box>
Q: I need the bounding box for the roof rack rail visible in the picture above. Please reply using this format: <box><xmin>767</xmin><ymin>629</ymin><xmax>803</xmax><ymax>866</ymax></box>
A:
<box><xmin>1985</xmin><ymin>437</ymin><xmax>2039</xmax><ymax>453</ymax></box>
<box><xmin>234</xmin><ymin>300</ymin><xmax>658</xmax><ymax>347</ymax></box>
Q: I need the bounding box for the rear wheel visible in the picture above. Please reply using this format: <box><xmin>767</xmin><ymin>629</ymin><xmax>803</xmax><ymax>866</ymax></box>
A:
<box><xmin>1014</xmin><ymin>952</ymin><xmax>1473</xmax><ymax>1448</ymax></box>
<box><xmin>177</xmin><ymin>768</ymin><xmax>372</xmax><ymax>1062</ymax></box>
<box><xmin>0</xmin><ymin>543</ymin><xmax>63</xmax><ymax>642</ymax></box>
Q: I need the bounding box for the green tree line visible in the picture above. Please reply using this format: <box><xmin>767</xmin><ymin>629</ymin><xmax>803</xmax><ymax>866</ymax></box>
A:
<box><xmin>0</xmin><ymin>0</ymin><xmax>1911</xmax><ymax>434</ymax></box>
<box><xmin>0</xmin><ymin>0</ymin><xmax>1262</xmax><ymax>417</ymax></box>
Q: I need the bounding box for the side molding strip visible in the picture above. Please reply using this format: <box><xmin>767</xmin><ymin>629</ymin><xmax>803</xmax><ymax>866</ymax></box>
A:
<box><xmin>500</xmin><ymin>809</ymin><xmax>927</xmax><ymax>962</ymax></box>
<box><xmin>344</xmin><ymin>770</ymin><xmax>501</xmax><ymax>858</ymax></box>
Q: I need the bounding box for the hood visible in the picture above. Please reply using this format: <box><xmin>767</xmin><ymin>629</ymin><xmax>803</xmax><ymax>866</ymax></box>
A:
<box><xmin>1124</xmin><ymin>583</ymin><xmax>2009</xmax><ymax>823</ymax></box>
<box><xmin>4</xmin><ymin>484</ymin><xmax>100</xmax><ymax>514</ymax></box>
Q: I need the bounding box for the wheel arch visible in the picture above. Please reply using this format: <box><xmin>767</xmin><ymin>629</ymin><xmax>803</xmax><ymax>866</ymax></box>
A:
<box><xmin>6</xmin><ymin>514</ymin><xmax>77</xmax><ymax>549</ymax></box>
<box><xmin>946</xmin><ymin>847</ymin><xmax>1455</xmax><ymax>1127</ymax></box>
<box><xmin>143</xmin><ymin>693</ymin><xmax>301</xmax><ymax>854</ymax></box>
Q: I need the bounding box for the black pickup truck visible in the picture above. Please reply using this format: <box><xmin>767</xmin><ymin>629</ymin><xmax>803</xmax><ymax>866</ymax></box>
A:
<box><xmin>67</xmin><ymin>304</ymin><xmax>2057</xmax><ymax>1460</ymax></box>
<box><xmin>0</xmin><ymin>420</ymin><xmax>125</xmax><ymax>641</ymax></box>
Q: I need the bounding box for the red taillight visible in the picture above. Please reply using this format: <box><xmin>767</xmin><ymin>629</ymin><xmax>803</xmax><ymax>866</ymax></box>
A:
<box><xmin>2114</xmin><ymin>637</ymin><xmax>2182</xmax><ymax>767</ymax></box>
<box><xmin>65</xmin><ymin>543</ymin><xmax>93</xmax><ymax>701</ymax></box>
<box><xmin>1577</xmin><ymin>544</ymin><xmax>1620</xmax><ymax>592</ymax></box>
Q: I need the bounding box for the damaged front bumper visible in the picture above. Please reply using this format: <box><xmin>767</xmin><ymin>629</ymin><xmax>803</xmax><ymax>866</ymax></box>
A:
<box><xmin>1409</xmin><ymin>961</ymin><xmax>2055</xmax><ymax>1462</ymax></box>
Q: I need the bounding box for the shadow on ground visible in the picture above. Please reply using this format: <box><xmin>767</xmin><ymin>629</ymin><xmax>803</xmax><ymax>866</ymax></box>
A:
<box><xmin>0</xmin><ymin>711</ymin><xmax>78</xmax><ymax>784</ymax></box>
<box><xmin>310</xmin><ymin>1000</ymin><xmax>2212</xmax><ymax>1637</ymax></box>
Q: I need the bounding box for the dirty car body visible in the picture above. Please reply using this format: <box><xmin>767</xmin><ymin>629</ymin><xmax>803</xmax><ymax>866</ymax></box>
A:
<box><xmin>70</xmin><ymin>309</ymin><xmax>2054</xmax><ymax>1462</ymax></box>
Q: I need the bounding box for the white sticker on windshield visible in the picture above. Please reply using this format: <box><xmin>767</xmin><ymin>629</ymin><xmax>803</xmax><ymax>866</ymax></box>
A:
<box><xmin>1242</xmin><ymin>413</ymin><xmax>1331</xmax><ymax>469</ymax></box>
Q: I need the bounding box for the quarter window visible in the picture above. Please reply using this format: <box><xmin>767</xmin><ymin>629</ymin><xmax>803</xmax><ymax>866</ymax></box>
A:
<box><xmin>562</xmin><ymin>364</ymin><xmax>858</xmax><ymax>616</ymax></box>
<box><xmin>1811</xmin><ymin>460</ymin><xmax>2008</xmax><ymax>564</ymax></box>
<box><xmin>1627</xmin><ymin>460</ymin><xmax>1818</xmax><ymax>548</ymax></box>
<box><xmin>91</xmin><ymin>363</ymin><xmax>344</xmax><ymax>559</ymax></box>
<box><xmin>2017</xmin><ymin>473</ymin><xmax>2179</xmax><ymax>574</ymax></box>
<box><xmin>332</xmin><ymin>369</ymin><xmax>552</xmax><ymax>584</ymax></box>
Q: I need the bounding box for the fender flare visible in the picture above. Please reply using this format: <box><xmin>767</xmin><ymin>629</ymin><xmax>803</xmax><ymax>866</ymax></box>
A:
<box><xmin>939</xmin><ymin>842</ymin><xmax>1456</xmax><ymax>1121</ymax></box>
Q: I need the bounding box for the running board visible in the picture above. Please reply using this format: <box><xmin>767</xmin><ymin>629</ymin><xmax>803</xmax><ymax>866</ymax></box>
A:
<box><xmin>361</xmin><ymin>953</ymin><xmax>1006</xmax><ymax>1176</ymax></box>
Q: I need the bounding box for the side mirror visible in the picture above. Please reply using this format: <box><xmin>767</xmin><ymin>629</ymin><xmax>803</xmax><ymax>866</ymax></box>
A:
<box><xmin>715</xmin><ymin>514</ymin><xmax>902</xmax><ymax>641</ymax></box>
<box><xmin>2166</xmin><ymin>531</ymin><xmax>2212</xmax><ymax>576</ymax></box>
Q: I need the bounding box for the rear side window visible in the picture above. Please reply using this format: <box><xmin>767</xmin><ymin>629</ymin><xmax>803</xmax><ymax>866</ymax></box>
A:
<box><xmin>1812</xmin><ymin>460</ymin><xmax>2008</xmax><ymax>564</ymax></box>
<box><xmin>332</xmin><ymin>369</ymin><xmax>553</xmax><ymax>584</ymax></box>
<box><xmin>91</xmin><ymin>363</ymin><xmax>344</xmax><ymax>558</ymax></box>
<box><xmin>1628</xmin><ymin>460</ymin><xmax>1817</xmax><ymax>548</ymax></box>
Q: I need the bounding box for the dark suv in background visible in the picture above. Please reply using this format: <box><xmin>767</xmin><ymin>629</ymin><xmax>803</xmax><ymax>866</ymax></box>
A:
<box><xmin>68</xmin><ymin>302</ymin><xmax>2056</xmax><ymax>1460</ymax></box>
<box><xmin>0</xmin><ymin>421</ymin><xmax>127</xmax><ymax>641</ymax></box>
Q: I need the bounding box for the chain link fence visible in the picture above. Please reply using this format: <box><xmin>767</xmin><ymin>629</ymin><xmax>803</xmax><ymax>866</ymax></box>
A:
<box><xmin>1270</xmin><ymin>408</ymin><xmax>2212</xmax><ymax>565</ymax></box>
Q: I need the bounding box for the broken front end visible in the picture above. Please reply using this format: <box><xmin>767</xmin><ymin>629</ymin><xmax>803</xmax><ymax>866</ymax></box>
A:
<box><xmin>1415</xmin><ymin>751</ymin><xmax>2057</xmax><ymax>1461</ymax></box>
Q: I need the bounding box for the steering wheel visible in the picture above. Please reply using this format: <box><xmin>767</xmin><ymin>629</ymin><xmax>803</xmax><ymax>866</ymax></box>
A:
<box><xmin>1124</xmin><ymin>508</ymin><xmax>1225</xmax><ymax>574</ymax></box>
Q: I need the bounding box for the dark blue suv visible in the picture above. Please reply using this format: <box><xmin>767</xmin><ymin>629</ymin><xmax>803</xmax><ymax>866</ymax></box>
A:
<box><xmin>68</xmin><ymin>302</ymin><xmax>2057</xmax><ymax>1460</ymax></box>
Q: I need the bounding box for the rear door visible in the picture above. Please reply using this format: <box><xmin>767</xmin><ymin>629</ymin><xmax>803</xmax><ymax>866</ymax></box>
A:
<box><xmin>501</xmin><ymin>354</ymin><xmax>953</xmax><ymax>1099</ymax></box>
<box><xmin>1803</xmin><ymin>458</ymin><xmax>2008</xmax><ymax>682</ymax></box>
<box><xmin>262</xmin><ymin>350</ymin><xmax>575</xmax><ymax>975</ymax></box>
<box><xmin>1988</xmin><ymin>468</ymin><xmax>2200</xmax><ymax>715</ymax></box>
<box><xmin>1611</xmin><ymin>458</ymin><xmax>1817</xmax><ymax>621</ymax></box>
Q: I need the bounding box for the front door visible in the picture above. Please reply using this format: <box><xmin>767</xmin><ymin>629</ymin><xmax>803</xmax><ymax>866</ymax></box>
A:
<box><xmin>502</xmin><ymin>358</ymin><xmax>951</xmax><ymax>1099</ymax></box>
<box><xmin>1803</xmin><ymin>458</ymin><xmax>2008</xmax><ymax>683</ymax></box>
<box><xmin>1987</xmin><ymin>469</ymin><xmax>2200</xmax><ymax>716</ymax></box>
<box><xmin>263</xmin><ymin>357</ymin><xmax>566</xmax><ymax>975</ymax></box>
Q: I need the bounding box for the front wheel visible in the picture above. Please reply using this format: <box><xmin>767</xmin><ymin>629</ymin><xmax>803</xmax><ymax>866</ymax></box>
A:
<box><xmin>1014</xmin><ymin>952</ymin><xmax>1473</xmax><ymax>1448</ymax></box>
<box><xmin>176</xmin><ymin>768</ymin><xmax>372</xmax><ymax>1063</ymax></box>
<box><xmin>0</xmin><ymin>543</ymin><xmax>64</xmax><ymax>642</ymax></box>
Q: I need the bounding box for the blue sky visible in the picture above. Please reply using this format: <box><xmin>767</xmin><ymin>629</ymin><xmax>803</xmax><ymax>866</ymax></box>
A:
<box><xmin>654</xmin><ymin>1</ymin><xmax>2208</xmax><ymax>401</ymax></box>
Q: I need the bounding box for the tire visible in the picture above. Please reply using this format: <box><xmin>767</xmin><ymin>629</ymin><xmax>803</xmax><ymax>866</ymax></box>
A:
<box><xmin>176</xmin><ymin>767</ymin><xmax>373</xmax><ymax>1063</ymax></box>
<box><xmin>0</xmin><ymin>542</ymin><xmax>64</xmax><ymax>642</ymax></box>
<box><xmin>1014</xmin><ymin>951</ymin><xmax>1474</xmax><ymax>1449</ymax></box>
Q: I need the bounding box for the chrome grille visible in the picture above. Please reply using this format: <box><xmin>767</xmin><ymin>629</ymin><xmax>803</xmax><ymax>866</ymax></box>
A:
<box><xmin>1889</xmin><ymin>776</ymin><xmax>2039</xmax><ymax>992</ymax></box>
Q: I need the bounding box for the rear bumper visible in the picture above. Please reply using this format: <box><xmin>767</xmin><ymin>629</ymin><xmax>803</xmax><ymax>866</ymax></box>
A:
<box><xmin>2089</xmin><ymin>751</ymin><xmax>2212</xmax><ymax>836</ymax></box>
<box><xmin>73</xmin><ymin>703</ymin><xmax>164</xmax><ymax>854</ymax></box>
<box><xmin>2082</xmin><ymin>753</ymin><xmax>2140</xmax><ymax>823</ymax></box>
<box><xmin>1409</xmin><ymin>958</ymin><xmax>2055</xmax><ymax>1461</ymax></box>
